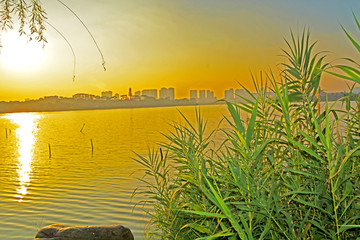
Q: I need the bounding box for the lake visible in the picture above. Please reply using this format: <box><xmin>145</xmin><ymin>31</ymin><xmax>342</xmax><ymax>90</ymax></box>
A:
<box><xmin>0</xmin><ymin>105</ymin><xmax>230</xmax><ymax>239</ymax></box>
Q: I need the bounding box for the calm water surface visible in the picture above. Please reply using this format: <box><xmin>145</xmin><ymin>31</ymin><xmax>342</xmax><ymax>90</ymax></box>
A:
<box><xmin>0</xmin><ymin>105</ymin><xmax>229</xmax><ymax>239</ymax></box>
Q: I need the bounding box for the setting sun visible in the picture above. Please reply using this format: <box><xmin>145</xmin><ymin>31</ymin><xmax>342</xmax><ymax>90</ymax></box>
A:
<box><xmin>0</xmin><ymin>32</ymin><xmax>45</xmax><ymax>73</ymax></box>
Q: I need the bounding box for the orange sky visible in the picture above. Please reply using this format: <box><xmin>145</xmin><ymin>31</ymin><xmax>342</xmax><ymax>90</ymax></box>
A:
<box><xmin>1</xmin><ymin>0</ymin><xmax>360</xmax><ymax>101</ymax></box>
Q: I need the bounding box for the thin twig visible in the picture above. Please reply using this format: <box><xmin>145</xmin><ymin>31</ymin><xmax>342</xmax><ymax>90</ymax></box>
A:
<box><xmin>45</xmin><ymin>20</ymin><xmax>76</xmax><ymax>81</ymax></box>
<box><xmin>80</xmin><ymin>123</ymin><xmax>85</xmax><ymax>133</ymax></box>
<box><xmin>56</xmin><ymin>0</ymin><xmax>106</xmax><ymax>71</ymax></box>
<box><xmin>90</xmin><ymin>138</ymin><xmax>94</xmax><ymax>155</ymax></box>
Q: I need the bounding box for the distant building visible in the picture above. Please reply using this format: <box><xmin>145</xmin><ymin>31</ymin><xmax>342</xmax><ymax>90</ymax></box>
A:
<box><xmin>101</xmin><ymin>91</ymin><xmax>113</xmax><ymax>99</ymax></box>
<box><xmin>159</xmin><ymin>87</ymin><xmax>175</xmax><ymax>100</ymax></box>
<box><xmin>128</xmin><ymin>88</ymin><xmax>133</xmax><ymax>98</ymax></box>
<box><xmin>237</xmin><ymin>88</ymin><xmax>255</xmax><ymax>101</ymax></box>
<box><xmin>190</xmin><ymin>90</ymin><xmax>198</xmax><ymax>99</ymax></box>
<box><xmin>168</xmin><ymin>88</ymin><xmax>175</xmax><ymax>100</ymax></box>
<box><xmin>207</xmin><ymin>90</ymin><xmax>215</xmax><ymax>100</ymax></box>
<box><xmin>44</xmin><ymin>96</ymin><xmax>59</xmax><ymax>100</ymax></box>
<box><xmin>142</xmin><ymin>89</ymin><xmax>157</xmax><ymax>99</ymax></box>
<box><xmin>159</xmin><ymin>88</ymin><xmax>169</xmax><ymax>99</ymax></box>
<box><xmin>224</xmin><ymin>89</ymin><xmax>234</xmax><ymax>102</ymax></box>
<box><xmin>134</xmin><ymin>91</ymin><xmax>141</xmax><ymax>96</ymax></box>
<box><xmin>199</xmin><ymin>90</ymin><xmax>206</xmax><ymax>100</ymax></box>
<box><xmin>114</xmin><ymin>93</ymin><xmax>120</xmax><ymax>99</ymax></box>
<box><xmin>73</xmin><ymin>93</ymin><xmax>95</xmax><ymax>100</ymax></box>
<box><xmin>235</xmin><ymin>89</ymin><xmax>246</xmax><ymax>102</ymax></box>
<box><xmin>353</xmin><ymin>86</ymin><xmax>360</xmax><ymax>95</ymax></box>
<box><xmin>44</xmin><ymin>96</ymin><xmax>60</xmax><ymax>103</ymax></box>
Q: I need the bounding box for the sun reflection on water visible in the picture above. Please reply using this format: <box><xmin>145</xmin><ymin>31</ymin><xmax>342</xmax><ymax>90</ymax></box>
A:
<box><xmin>5</xmin><ymin>113</ymin><xmax>40</xmax><ymax>202</ymax></box>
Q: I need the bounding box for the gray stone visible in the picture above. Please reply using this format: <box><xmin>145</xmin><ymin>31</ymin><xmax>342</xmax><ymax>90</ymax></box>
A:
<box><xmin>34</xmin><ymin>224</ymin><xmax>134</xmax><ymax>240</ymax></box>
<box><xmin>36</xmin><ymin>224</ymin><xmax>69</xmax><ymax>238</ymax></box>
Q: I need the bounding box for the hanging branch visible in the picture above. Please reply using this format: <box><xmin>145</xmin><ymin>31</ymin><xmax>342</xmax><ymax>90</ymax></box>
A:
<box><xmin>29</xmin><ymin>0</ymin><xmax>47</xmax><ymax>43</ymax></box>
<box><xmin>0</xmin><ymin>0</ymin><xmax>14</xmax><ymax>31</ymax></box>
<box><xmin>56</xmin><ymin>0</ymin><xmax>106</xmax><ymax>71</ymax></box>
<box><xmin>0</xmin><ymin>0</ymin><xmax>48</xmax><ymax>44</ymax></box>
<box><xmin>0</xmin><ymin>0</ymin><xmax>105</xmax><ymax>76</ymax></box>
<box><xmin>14</xmin><ymin>0</ymin><xmax>28</xmax><ymax>36</ymax></box>
<box><xmin>45</xmin><ymin>20</ymin><xmax>76</xmax><ymax>81</ymax></box>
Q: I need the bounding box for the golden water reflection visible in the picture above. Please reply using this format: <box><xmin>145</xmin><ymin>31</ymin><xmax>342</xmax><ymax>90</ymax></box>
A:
<box><xmin>5</xmin><ymin>113</ymin><xmax>40</xmax><ymax>202</ymax></box>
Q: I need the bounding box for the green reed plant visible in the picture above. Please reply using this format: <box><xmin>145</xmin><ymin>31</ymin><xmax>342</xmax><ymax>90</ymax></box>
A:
<box><xmin>135</xmin><ymin>28</ymin><xmax>360</xmax><ymax>240</ymax></box>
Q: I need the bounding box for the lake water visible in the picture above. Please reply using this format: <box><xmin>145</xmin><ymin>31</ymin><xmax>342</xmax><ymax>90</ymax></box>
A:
<box><xmin>0</xmin><ymin>105</ymin><xmax>229</xmax><ymax>239</ymax></box>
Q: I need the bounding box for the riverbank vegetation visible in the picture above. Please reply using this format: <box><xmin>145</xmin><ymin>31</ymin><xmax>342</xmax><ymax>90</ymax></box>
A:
<box><xmin>135</xmin><ymin>18</ymin><xmax>360</xmax><ymax>239</ymax></box>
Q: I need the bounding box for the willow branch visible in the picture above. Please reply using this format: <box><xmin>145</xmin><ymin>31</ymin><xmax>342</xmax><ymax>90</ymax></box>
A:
<box><xmin>56</xmin><ymin>0</ymin><xmax>106</xmax><ymax>71</ymax></box>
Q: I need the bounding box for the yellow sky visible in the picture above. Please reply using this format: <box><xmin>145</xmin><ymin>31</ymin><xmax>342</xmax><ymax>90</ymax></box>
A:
<box><xmin>0</xmin><ymin>0</ymin><xmax>360</xmax><ymax>101</ymax></box>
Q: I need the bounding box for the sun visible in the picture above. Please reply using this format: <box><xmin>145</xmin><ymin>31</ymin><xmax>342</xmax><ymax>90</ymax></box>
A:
<box><xmin>0</xmin><ymin>31</ymin><xmax>46</xmax><ymax>73</ymax></box>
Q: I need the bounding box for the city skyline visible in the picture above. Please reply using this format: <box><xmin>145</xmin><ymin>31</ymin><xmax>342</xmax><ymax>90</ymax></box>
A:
<box><xmin>1</xmin><ymin>84</ymin><xmax>355</xmax><ymax>104</ymax></box>
<box><xmin>0</xmin><ymin>1</ymin><xmax>360</xmax><ymax>101</ymax></box>
<box><xmin>0</xmin><ymin>85</ymin><xmax>354</xmax><ymax>114</ymax></box>
<box><xmin>1</xmin><ymin>81</ymin><xmax>358</xmax><ymax>103</ymax></box>
<box><xmin>4</xmin><ymin>87</ymin><xmax>219</xmax><ymax>102</ymax></box>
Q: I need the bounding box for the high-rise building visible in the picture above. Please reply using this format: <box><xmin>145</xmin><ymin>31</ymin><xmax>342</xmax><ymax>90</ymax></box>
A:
<box><xmin>224</xmin><ymin>88</ymin><xmax>234</xmax><ymax>102</ymax></box>
<box><xmin>190</xmin><ymin>90</ymin><xmax>198</xmax><ymax>99</ymax></box>
<box><xmin>128</xmin><ymin>88</ymin><xmax>133</xmax><ymax>98</ymax></box>
<box><xmin>235</xmin><ymin>89</ymin><xmax>245</xmax><ymax>102</ymax></box>
<box><xmin>159</xmin><ymin>87</ymin><xmax>175</xmax><ymax>100</ymax></box>
<box><xmin>235</xmin><ymin>89</ymin><xmax>252</xmax><ymax>102</ymax></box>
<box><xmin>199</xmin><ymin>90</ymin><xmax>206</xmax><ymax>100</ymax></box>
<box><xmin>142</xmin><ymin>89</ymin><xmax>158</xmax><ymax>99</ymax></box>
<box><xmin>168</xmin><ymin>88</ymin><xmax>175</xmax><ymax>100</ymax></box>
<box><xmin>207</xmin><ymin>90</ymin><xmax>215</xmax><ymax>100</ymax></box>
<box><xmin>159</xmin><ymin>88</ymin><xmax>169</xmax><ymax>99</ymax></box>
<box><xmin>133</xmin><ymin>91</ymin><xmax>141</xmax><ymax>100</ymax></box>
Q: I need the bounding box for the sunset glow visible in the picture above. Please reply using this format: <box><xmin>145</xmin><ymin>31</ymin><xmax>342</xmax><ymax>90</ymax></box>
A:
<box><xmin>0</xmin><ymin>32</ymin><xmax>45</xmax><ymax>73</ymax></box>
<box><xmin>0</xmin><ymin>0</ymin><xmax>359</xmax><ymax>100</ymax></box>
<box><xmin>5</xmin><ymin>113</ymin><xmax>40</xmax><ymax>202</ymax></box>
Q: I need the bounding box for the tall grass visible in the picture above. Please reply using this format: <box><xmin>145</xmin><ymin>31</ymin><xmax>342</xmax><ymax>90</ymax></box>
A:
<box><xmin>135</xmin><ymin>25</ymin><xmax>360</xmax><ymax>240</ymax></box>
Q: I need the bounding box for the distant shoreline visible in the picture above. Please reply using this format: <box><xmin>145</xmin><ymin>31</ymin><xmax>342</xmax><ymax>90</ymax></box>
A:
<box><xmin>0</xmin><ymin>98</ymin><xmax>224</xmax><ymax>114</ymax></box>
<box><xmin>0</xmin><ymin>92</ymin><xmax>354</xmax><ymax>115</ymax></box>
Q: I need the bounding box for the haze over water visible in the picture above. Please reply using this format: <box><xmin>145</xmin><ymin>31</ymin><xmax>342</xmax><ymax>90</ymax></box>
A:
<box><xmin>0</xmin><ymin>105</ymin><xmax>229</xmax><ymax>239</ymax></box>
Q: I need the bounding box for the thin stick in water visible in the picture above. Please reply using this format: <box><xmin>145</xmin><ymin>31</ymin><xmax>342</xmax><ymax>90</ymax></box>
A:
<box><xmin>5</xmin><ymin>128</ymin><xmax>7</xmax><ymax>139</ymax></box>
<box><xmin>80</xmin><ymin>123</ymin><xmax>85</xmax><ymax>133</ymax></box>
<box><xmin>90</xmin><ymin>138</ymin><xmax>94</xmax><ymax>155</ymax></box>
<box><xmin>48</xmin><ymin>143</ymin><xmax>51</xmax><ymax>159</ymax></box>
